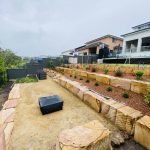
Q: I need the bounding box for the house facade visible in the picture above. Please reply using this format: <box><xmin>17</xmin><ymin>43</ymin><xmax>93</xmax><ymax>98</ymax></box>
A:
<box><xmin>76</xmin><ymin>35</ymin><xmax>123</xmax><ymax>58</ymax></box>
<box><xmin>121</xmin><ymin>22</ymin><xmax>150</xmax><ymax>58</ymax></box>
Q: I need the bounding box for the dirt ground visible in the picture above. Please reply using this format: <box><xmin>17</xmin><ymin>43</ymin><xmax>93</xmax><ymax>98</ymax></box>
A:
<box><xmin>8</xmin><ymin>78</ymin><xmax>120</xmax><ymax>150</ymax></box>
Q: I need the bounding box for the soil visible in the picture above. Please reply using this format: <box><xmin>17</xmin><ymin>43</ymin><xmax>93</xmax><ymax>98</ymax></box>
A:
<box><xmin>96</xmin><ymin>70</ymin><xmax>150</xmax><ymax>82</ymax></box>
<box><xmin>66</xmin><ymin>74</ymin><xmax>150</xmax><ymax>116</ymax></box>
<box><xmin>75</xmin><ymin>68</ymin><xmax>150</xmax><ymax>82</ymax></box>
<box><xmin>0</xmin><ymin>82</ymin><xmax>14</xmax><ymax>110</ymax></box>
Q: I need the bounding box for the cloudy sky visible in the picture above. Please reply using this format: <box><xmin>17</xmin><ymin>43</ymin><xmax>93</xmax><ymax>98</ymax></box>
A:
<box><xmin>0</xmin><ymin>0</ymin><xmax>149</xmax><ymax>57</ymax></box>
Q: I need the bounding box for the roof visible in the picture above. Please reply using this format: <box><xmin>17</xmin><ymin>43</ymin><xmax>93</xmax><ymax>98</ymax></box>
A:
<box><xmin>85</xmin><ymin>34</ymin><xmax>123</xmax><ymax>45</ymax></box>
<box><xmin>61</xmin><ymin>49</ymin><xmax>74</xmax><ymax>54</ymax></box>
<box><xmin>121</xmin><ymin>27</ymin><xmax>150</xmax><ymax>37</ymax></box>
<box><xmin>132</xmin><ymin>22</ymin><xmax>150</xmax><ymax>29</ymax></box>
<box><xmin>76</xmin><ymin>42</ymin><xmax>108</xmax><ymax>52</ymax></box>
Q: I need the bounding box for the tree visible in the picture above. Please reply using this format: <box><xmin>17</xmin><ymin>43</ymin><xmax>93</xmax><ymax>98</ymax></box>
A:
<box><xmin>1</xmin><ymin>49</ymin><xmax>22</xmax><ymax>68</ymax></box>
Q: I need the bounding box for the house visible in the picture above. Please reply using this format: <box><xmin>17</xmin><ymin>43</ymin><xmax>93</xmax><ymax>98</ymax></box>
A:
<box><xmin>76</xmin><ymin>34</ymin><xmax>123</xmax><ymax>58</ymax></box>
<box><xmin>121</xmin><ymin>22</ymin><xmax>150</xmax><ymax>58</ymax></box>
<box><xmin>61</xmin><ymin>49</ymin><xmax>75</xmax><ymax>57</ymax></box>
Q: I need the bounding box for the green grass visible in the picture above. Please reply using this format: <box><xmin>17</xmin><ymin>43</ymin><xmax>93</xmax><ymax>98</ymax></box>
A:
<box><xmin>16</xmin><ymin>75</ymin><xmax>38</xmax><ymax>83</ymax></box>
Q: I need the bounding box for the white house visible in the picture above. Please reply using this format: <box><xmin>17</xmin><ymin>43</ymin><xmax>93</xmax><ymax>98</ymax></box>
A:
<box><xmin>61</xmin><ymin>49</ymin><xmax>75</xmax><ymax>57</ymax></box>
<box><xmin>121</xmin><ymin>22</ymin><xmax>150</xmax><ymax>58</ymax></box>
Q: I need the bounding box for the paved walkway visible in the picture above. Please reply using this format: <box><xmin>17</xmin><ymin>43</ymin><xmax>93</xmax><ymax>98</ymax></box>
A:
<box><xmin>8</xmin><ymin>78</ymin><xmax>119</xmax><ymax>150</ymax></box>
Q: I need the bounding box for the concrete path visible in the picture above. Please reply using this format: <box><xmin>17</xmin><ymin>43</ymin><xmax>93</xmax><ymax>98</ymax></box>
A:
<box><xmin>8</xmin><ymin>78</ymin><xmax>119</xmax><ymax>150</ymax></box>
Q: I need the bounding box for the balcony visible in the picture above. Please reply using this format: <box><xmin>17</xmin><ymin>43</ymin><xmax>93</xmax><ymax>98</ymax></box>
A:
<box><xmin>141</xmin><ymin>46</ymin><xmax>150</xmax><ymax>52</ymax></box>
<box><xmin>125</xmin><ymin>48</ymin><xmax>137</xmax><ymax>53</ymax></box>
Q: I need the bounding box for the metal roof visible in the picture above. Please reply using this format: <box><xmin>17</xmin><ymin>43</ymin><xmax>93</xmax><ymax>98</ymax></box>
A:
<box><xmin>85</xmin><ymin>34</ymin><xmax>123</xmax><ymax>45</ymax></box>
<box><xmin>121</xmin><ymin>27</ymin><xmax>150</xmax><ymax>37</ymax></box>
<box><xmin>132</xmin><ymin>22</ymin><xmax>150</xmax><ymax>29</ymax></box>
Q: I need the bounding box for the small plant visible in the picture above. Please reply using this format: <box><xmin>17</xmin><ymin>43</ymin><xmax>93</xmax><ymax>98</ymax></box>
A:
<box><xmin>70</xmin><ymin>75</ymin><xmax>72</xmax><ymax>77</ymax></box>
<box><xmin>104</xmin><ymin>68</ymin><xmax>109</xmax><ymax>74</ymax></box>
<box><xmin>91</xmin><ymin>67</ymin><xmax>96</xmax><ymax>72</ymax></box>
<box><xmin>144</xmin><ymin>85</ymin><xmax>150</xmax><ymax>105</ymax></box>
<box><xmin>86</xmin><ymin>79</ymin><xmax>90</xmax><ymax>83</ymax></box>
<box><xmin>85</xmin><ymin>66</ymin><xmax>90</xmax><ymax>70</ymax></box>
<box><xmin>95</xmin><ymin>81</ymin><xmax>100</xmax><ymax>86</ymax></box>
<box><xmin>74</xmin><ymin>76</ymin><xmax>77</xmax><ymax>79</ymax></box>
<box><xmin>135</xmin><ymin>70</ymin><xmax>144</xmax><ymax>80</ymax></box>
<box><xmin>115</xmin><ymin>68</ymin><xmax>123</xmax><ymax>77</ymax></box>
<box><xmin>122</xmin><ymin>92</ymin><xmax>129</xmax><ymax>98</ymax></box>
<box><xmin>107</xmin><ymin>86</ymin><xmax>112</xmax><ymax>92</ymax></box>
<box><xmin>79</xmin><ymin>77</ymin><xmax>83</xmax><ymax>80</ymax></box>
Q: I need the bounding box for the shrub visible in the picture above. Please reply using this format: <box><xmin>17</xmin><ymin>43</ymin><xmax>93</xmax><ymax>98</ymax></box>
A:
<box><xmin>79</xmin><ymin>77</ymin><xmax>83</xmax><ymax>80</ymax></box>
<box><xmin>104</xmin><ymin>68</ymin><xmax>109</xmax><ymax>74</ymax></box>
<box><xmin>91</xmin><ymin>67</ymin><xmax>96</xmax><ymax>72</ymax></box>
<box><xmin>86</xmin><ymin>79</ymin><xmax>90</xmax><ymax>83</ymax></box>
<box><xmin>74</xmin><ymin>76</ymin><xmax>77</xmax><ymax>79</ymax></box>
<box><xmin>144</xmin><ymin>85</ymin><xmax>150</xmax><ymax>105</ymax></box>
<box><xmin>115</xmin><ymin>68</ymin><xmax>123</xmax><ymax>77</ymax></box>
<box><xmin>122</xmin><ymin>92</ymin><xmax>129</xmax><ymax>98</ymax></box>
<box><xmin>107</xmin><ymin>86</ymin><xmax>112</xmax><ymax>92</ymax></box>
<box><xmin>95</xmin><ymin>81</ymin><xmax>100</xmax><ymax>86</ymax></box>
<box><xmin>135</xmin><ymin>70</ymin><xmax>144</xmax><ymax>80</ymax></box>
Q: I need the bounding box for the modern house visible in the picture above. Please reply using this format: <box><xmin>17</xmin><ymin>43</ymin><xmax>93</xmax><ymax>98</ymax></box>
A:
<box><xmin>61</xmin><ymin>49</ymin><xmax>75</xmax><ymax>57</ymax></box>
<box><xmin>76</xmin><ymin>34</ymin><xmax>123</xmax><ymax>58</ymax></box>
<box><xmin>121</xmin><ymin>22</ymin><xmax>150</xmax><ymax>58</ymax></box>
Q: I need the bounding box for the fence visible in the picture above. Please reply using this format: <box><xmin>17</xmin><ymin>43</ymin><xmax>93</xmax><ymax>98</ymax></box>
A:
<box><xmin>63</xmin><ymin>55</ymin><xmax>98</xmax><ymax>64</ymax></box>
<box><xmin>7</xmin><ymin>63</ymin><xmax>43</xmax><ymax>80</ymax></box>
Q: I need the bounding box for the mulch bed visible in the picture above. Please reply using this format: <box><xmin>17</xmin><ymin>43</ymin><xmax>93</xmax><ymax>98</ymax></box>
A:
<box><xmin>96</xmin><ymin>70</ymin><xmax>150</xmax><ymax>82</ymax></box>
<box><xmin>65</xmin><ymin>74</ymin><xmax>150</xmax><ymax>116</ymax></box>
<box><xmin>72</xmin><ymin>68</ymin><xmax>150</xmax><ymax>82</ymax></box>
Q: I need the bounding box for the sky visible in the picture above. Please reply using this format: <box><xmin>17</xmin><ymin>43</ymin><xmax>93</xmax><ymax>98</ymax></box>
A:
<box><xmin>0</xmin><ymin>0</ymin><xmax>150</xmax><ymax>57</ymax></box>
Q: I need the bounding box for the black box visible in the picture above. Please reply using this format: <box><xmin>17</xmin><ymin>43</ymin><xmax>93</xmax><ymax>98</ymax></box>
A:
<box><xmin>39</xmin><ymin>95</ymin><xmax>63</xmax><ymax>115</ymax></box>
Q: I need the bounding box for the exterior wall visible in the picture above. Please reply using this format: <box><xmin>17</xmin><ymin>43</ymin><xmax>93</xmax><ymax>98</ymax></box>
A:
<box><xmin>78</xmin><ymin>48</ymin><xmax>89</xmax><ymax>55</ymax></box>
<box><xmin>121</xmin><ymin>29</ymin><xmax>150</xmax><ymax>57</ymax></box>
<box><xmin>99</xmin><ymin>37</ymin><xmax>123</xmax><ymax>50</ymax></box>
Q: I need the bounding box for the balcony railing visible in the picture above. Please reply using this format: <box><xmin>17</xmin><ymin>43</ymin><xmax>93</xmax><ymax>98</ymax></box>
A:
<box><xmin>125</xmin><ymin>48</ymin><xmax>137</xmax><ymax>53</ymax></box>
<box><xmin>141</xmin><ymin>46</ymin><xmax>150</xmax><ymax>51</ymax></box>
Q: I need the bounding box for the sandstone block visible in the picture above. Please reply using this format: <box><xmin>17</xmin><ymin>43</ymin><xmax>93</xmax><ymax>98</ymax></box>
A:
<box><xmin>4</xmin><ymin>122</ymin><xmax>14</xmax><ymax>145</ymax></box>
<box><xmin>3</xmin><ymin>100</ymin><xmax>18</xmax><ymax>110</ymax></box>
<box><xmin>134</xmin><ymin>116</ymin><xmax>150</xmax><ymax>149</ymax></box>
<box><xmin>101</xmin><ymin>99</ymin><xmax>117</xmax><ymax>116</ymax></box>
<box><xmin>57</xmin><ymin>120</ymin><xmax>111</xmax><ymax>150</ymax></box>
<box><xmin>115</xmin><ymin>106</ymin><xmax>143</xmax><ymax>134</ymax></box>
<box><xmin>110</xmin><ymin>77</ymin><xmax>131</xmax><ymax>90</ymax></box>
<box><xmin>80</xmin><ymin>71</ymin><xmax>87</xmax><ymax>78</ymax></box>
<box><xmin>77</xmin><ymin>86</ymin><xmax>89</xmax><ymax>100</ymax></box>
<box><xmin>0</xmin><ymin>130</ymin><xmax>5</xmax><ymax>150</ymax></box>
<box><xmin>95</xmin><ymin>74</ymin><xmax>110</xmax><ymax>85</ymax></box>
<box><xmin>87</xmin><ymin>72</ymin><xmax>96</xmax><ymax>80</ymax></box>
<box><xmin>83</xmin><ymin>91</ymin><xmax>104</xmax><ymax>112</ymax></box>
<box><xmin>107</xmin><ymin>103</ymin><xmax>125</xmax><ymax>123</ymax></box>
<box><xmin>131</xmin><ymin>80</ymin><xmax>149</xmax><ymax>95</ymax></box>
<box><xmin>0</xmin><ymin>108</ymin><xmax>15</xmax><ymax>125</ymax></box>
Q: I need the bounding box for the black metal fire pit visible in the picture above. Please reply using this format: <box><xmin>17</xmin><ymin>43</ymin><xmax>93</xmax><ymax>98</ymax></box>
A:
<box><xmin>39</xmin><ymin>95</ymin><xmax>63</xmax><ymax>115</ymax></box>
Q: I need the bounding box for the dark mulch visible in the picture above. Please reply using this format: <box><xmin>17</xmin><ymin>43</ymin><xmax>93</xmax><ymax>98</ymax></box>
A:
<box><xmin>66</xmin><ymin>74</ymin><xmax>150</xmax><ymax>116</ymax></box>
<box><xmin>97</xmin><ymin>70</ymin><xmax>150</xmax><ymax>82</ymax></box>
<box><xmin>0</xmin><ymin>82</ymin><xmax>14</xmax><ymax>110</ymax></box>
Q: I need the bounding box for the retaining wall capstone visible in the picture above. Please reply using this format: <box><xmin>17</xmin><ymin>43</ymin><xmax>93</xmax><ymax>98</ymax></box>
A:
<box><xmin>134</xmin><ymin>115</ymin><xmax>150</xmax><ymax>150</ymax></box>
<box><xmin>0</xmin><ymin>84</ymin><xmax>20</xmax><ymax>150</ymax></box>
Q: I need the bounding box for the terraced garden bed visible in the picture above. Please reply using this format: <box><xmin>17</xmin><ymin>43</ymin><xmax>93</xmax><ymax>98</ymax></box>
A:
<box><xmin>64</xmin><ymin>74</ymin><xmax>150</xmax><ymax>116</ymax></box>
